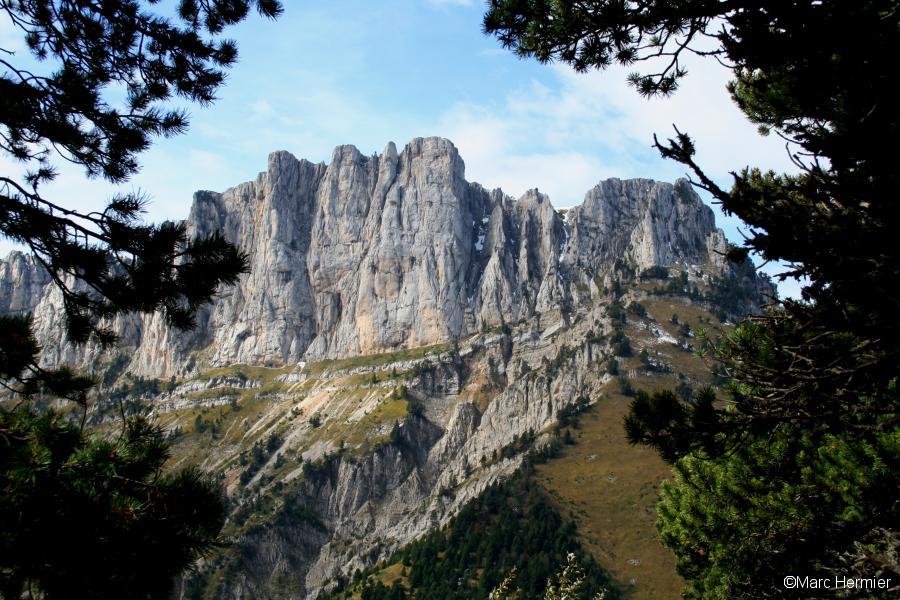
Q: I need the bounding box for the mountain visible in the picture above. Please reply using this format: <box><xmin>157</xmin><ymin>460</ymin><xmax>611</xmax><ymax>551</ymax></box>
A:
<box><xmin>0</xmin><ymin>137</ymin><xmax>772</xmax><ymax>599</ymax></box>
<box><xmin>2</xmin><ymin>138</ymin><xmax>767</xmax><ymax>376</ymax></box>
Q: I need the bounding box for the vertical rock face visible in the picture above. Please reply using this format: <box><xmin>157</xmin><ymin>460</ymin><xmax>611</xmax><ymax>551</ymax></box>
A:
<box><xmin>0</xmin><ymin>251</ymin><xmax>51</xmax><ymax>314</ymax></box>
<box><xmin>0</xmin><ymin>137</ymin><xmax>767</xmax><ymax>376</ymax></box>
<box><xmin>184</xmin><ymin>150</ymin><xmax>326</xmax><ymax>368</ymax></box>
<box><xmin>305</xmin><ymin>138</ymin><xmax>475</xmax><ymax>357</ymax></box>
<box><xmin>0</xmin><ymin>137</ymin><xmax>775</xmax><ymax>598</ymax></box>
<box><xmin>563</xmin><ymin>178</ymin><xmax>723</xmax><ymax>272</ymax></box>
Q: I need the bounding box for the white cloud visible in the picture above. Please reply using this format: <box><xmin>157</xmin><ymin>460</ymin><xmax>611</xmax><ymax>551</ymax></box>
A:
<box><xmin>0</xmin><ymin>11</ymin><xmax>26</xmax><ymax>54</ymax></box>
<box><xmin>434</xmin><ymin>56</ymin><xmax>796</xmax><ymax>209</ymax></box>
<box><xmin>425</xmin><ymin>0</ymin><xmax>475</xmax><ymax>7</ymax></box>
<box><xmin>249</xmin><ymin>99</ymin><xmax>276</xmax><ymax>120</ymax></box>
<box><xmin>436</xmin><ymin>102</ymin><xmax>614</xmax><ymax>204</ymax></box>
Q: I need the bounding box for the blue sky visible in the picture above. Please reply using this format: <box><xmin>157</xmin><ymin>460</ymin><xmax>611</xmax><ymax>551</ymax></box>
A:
<box><xmin>1</xmin><ymin>0</ymin><xmax>800</xmax><ymax>296</ymax></box>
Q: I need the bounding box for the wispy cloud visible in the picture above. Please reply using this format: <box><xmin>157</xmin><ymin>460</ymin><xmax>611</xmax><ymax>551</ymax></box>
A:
<box><xmin>425</xmin><ymin>0</ymin><xmax>475</xmax><ymax>8</ymax></box>
<box><xmin>433</xmin><ymin>56</ymin><xmax>796</xmax><ymax>208</ymax></box>
<box><xmin>0</xmin><ymin>11</ymin><xmax>26</xmax><ymax>54</ymax></box>
<box><xmin>249</xmin><ymin>99</ymin><xmax>276</xmax><ymax>120</ymax></box>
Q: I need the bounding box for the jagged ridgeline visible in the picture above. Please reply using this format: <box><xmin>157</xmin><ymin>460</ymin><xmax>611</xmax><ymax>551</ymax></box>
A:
<box><xmin>0</xmin><ymin>137</ymin><xmax>772</xmax><ymax>598</ymax></box>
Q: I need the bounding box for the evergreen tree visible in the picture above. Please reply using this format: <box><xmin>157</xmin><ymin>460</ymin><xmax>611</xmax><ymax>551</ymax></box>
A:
<box><xmin>0</xmin><ymin>409</ymin><xmax>225</xmax><ymax>599</ymax></box>
<box><xmin>1</xmin><ymin>0</ymin><xmax>283</xmax><ymax>389</ymax></box>
<box><xmin>335</xmin><ymin>474</ymin><xmax>616</xmax><ymax>600</ymax></box>
<box><xmin>1</xmin><ymin>1</ymin><xmax>282</xmax><ymax>597</ymax></box>
<box><xmin>485</xmin><ymin>0</ymin><xmax>900</xmax><ymax>595</ymax></box>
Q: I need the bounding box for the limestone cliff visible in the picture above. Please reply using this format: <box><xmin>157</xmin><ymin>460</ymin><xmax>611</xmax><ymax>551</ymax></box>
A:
<box><xmin>0</xmin><ymin>137</ymin><xmax>763</xmax><ymax>378</ymax></box>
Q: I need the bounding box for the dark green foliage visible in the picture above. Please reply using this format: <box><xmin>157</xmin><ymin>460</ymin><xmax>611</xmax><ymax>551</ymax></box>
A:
<box><xmin>485</xmin><ymin>0</ymin><xmax>704</xmax><ymax>94</ymax></box>
<box><xmin>1</xmin><ymin>0</ymin><xmax>284</xmax><ymax>391</ymax></box>
<box><xmin>545</xmin><ymin>344</ymin><xmax>578</xmax><ymax>378</ymax></box>
<box><xmin>409</xmin><ymin>359</ymin><xmax>434</xmax><ymax>378</ymax></box>
<box><xmin>499</xmin><ymin>429</ymin><xmax>537</xmax><ymax>461</ymax></box>
<box><xmin>704</xmin><ymin>273</ymin><xmax>755</xmax><ymax>322</ymax></box>
<box><xmin>611</xmin><ymin>259</ymin><xmax>634</xmax><ymax>281</ymax></box>
<box><xmin>102</xmin><ymin>374</ymin><xmax>163</xmax><ymax>414</ymax></box>
<box><xmin>605</xmin><ymin>357</ymin><xmax>619</xmax><ymax>376</ymax></box>
<box><xmin>485</xmin><ymin>0</ymin><xmax>900</xmax><ymax>594</ymax></box>
<box><xmin>100</xmin><ymin>354</ymin><xmax>131</xmax><ymax>388</ymax></box>
<box><xmin>624</xmin><ymin>388</ymin><xmax>719</xmax><ymax>464</ymax></box>
<box><xmin>407</xmin><ymin>398</ymin><xmax>424</xmax><ymax>418</ymax></box>
<box><xmin>609</xmin><ymin>329</ymin><xmax>631</xmax><ymax>357</ymax></box>
<box><xmin>557</xmin><ymin>396</ymin><xmax>591</xmax><ymax>429</ymax></box>
<box><xmin>0</xmin><ymin>408</ymin><xmax>225</xmax><ymax>599</ymax></box>
<box><xmin>638</xmin><ymin>349</ymin><xmax>650</xmax><ymax>367</ymax></box>
<box><xmin>626</xmin><ymin>301</ymin><xmax>647</xmax><ymax>319</ymax></box>
<box><xmin>585</xmin><ymin>329</ymin><xmax>604</xmax><ymax>344</ymax></box>
<box><xmin>302</xmin><ymin>452</ymin><xmax>341</xmax><ymax>484</ymax></box>
<box><xmin>653</xmin><ymin>271</ymin><xmax>691</xmax><ymax>297</ymax></box>
<box><xmin>239</xmin><ymin>432</ymin><xmax>283</xmax><ymax>486</ymax></box>
<box><xmin>358</xmin><ymin>580</ymin><xmax>406</xmax><ymax>600</ymax></box>
<box><xmin>657</xmin><ymin>426</ymin><xmax>899</xmax><ymax>599</ymax></box>
<box><xmin>524</xmin><ymin>438</ymin><xmax>563</xmax><ymax>466</ymax></box>
<box><xmin>194</xmin><ymin>414</ymin><xmax>207</xmax><ymax>434</ymax></box>
<box><xmin>389</xmin><ymin>421</ymin><xmax>402</xmax><ymax>445</ymax></box>
<box><xmin>0</xmin><ymin>314</ymin><xmax>95</xmax><ymax>404</ymax></box>
<box><xmin>646</xmin><ymin>271</ymin><xmax>760</xmax><ymax>320</ymax></box>
<box><xmin>608</xmin><ymin>279</ymin><xmax>623</xmax><ymax>299</ymax></box>
<box><xmin>1</xmin><ymin>3</ymin><xmax>281</xmax><ymax>596</ymax></box>
<box><xmin>674</xmin><ymin>381</ymin><xmax>694</xmax><ymax>403</ymax></box>
<box><xmin>639</xmin><ymin>266</ymin><xmax>669</xmax><ymax>281</ymax></box>
<box><xmin>604</xmin><ymin>301</ymin><xmax>625</xmax><ymax>325</ymax></box>
<box><xmin>617</xmin><ymin>377</ymin><xmax>635</xmax><ymax>398</ymax></box>
<box><xmin>639</xmin><ymin>348</ymin><xmax>671</xmax><ymax>374</ymax></box>
<box><xmin>334</xmin><ymin>474</ymin><xmax>617</xmax><ymax>600</ymax></box>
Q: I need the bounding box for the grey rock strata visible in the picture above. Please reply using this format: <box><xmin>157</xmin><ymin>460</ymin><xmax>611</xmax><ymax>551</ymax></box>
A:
<box><xmin>0</xmin><ymin>137</ymin><xmax>767</xmax><ymax>377</ymax></box>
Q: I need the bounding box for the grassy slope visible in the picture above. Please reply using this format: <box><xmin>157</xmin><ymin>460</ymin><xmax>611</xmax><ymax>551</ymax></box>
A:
<box><xmin>534</xmin><ymin>382</ymin><xmax>682</xmax><ymax>600</ymax></box>
<box><xmin>533</xmin><ymin>297</ymin><xmax>724</xmax><ymax>600</ymax></box>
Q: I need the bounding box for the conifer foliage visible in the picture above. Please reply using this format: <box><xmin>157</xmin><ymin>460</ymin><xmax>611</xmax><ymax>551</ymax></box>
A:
<box><xmin>1</xmin><ymin>1</ymin><xmax>282</xmax><ymax>597</ymax></box>
<box><xmin>333</xmin><ymin>474</ymin><xmax>616</xmax><ymax>600</ymax></box>
<box><xmin>0</xmin><ymin>410</ymin><xmax>226</xmax><ymax>599</ymax></box>
<box><xmin>485</xmin><ymin>1</ymin><xmax>900</xmax><ymax>596</ymax></box>
<box><xmin>1</xmin><ymin>0</ymin><xmax>283</xmax><ymax>381</ymax></box>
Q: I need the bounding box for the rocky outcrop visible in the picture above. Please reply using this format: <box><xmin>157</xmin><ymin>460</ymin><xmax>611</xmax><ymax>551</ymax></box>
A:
<box><xmin>0</xmin><ymin>137</ymin><xmax>767</xmax><ymax>377</ymax></box>
<box><xmin>200</xmin><ymin>309</ymin><xmax>610</xmax><ymax>599</ymax></box>
<box><xmin>563</xmin><ymin>178</ymin><xmax>724</xmax><ymax>273</ymax></box>
<box><xmin>0</xmin><ymin>251</ymin><xmax>51</xmax><ymax>315</ymax></box>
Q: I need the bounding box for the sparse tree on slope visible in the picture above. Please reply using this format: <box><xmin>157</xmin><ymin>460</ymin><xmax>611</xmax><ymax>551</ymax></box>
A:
<box><xmin>489</xmin><ymin>555</ymin><xmax>608</xmax><ymax>600</ymax></box>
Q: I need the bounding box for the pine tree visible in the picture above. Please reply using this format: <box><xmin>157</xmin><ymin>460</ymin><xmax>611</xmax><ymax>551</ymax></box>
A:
<box><xmin>0</xmin><ymin>410</ymin><xmax>226</xmax><ymax>598</ymax></box>
<box><xmin>1</xmin><ymin>0</ymin><xmax>282</xmax><ymax>393</ymax></box>
<box><xmin>1</xmin><ymin>1</ymin><xmax>282</xmax><ymax>597</ymax></box>
<box><xmin>484</xmin><ymin>0</ymin><xmax>900</xmax><ymax>594</ymax></box>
